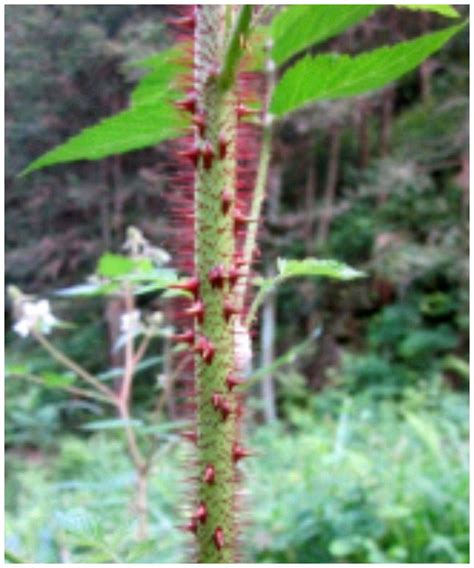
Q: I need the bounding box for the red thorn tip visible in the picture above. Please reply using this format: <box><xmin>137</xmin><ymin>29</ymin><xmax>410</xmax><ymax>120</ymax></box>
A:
<box><xmin>192</xmin><ymin>114</ymin><xmax>206</xmax><ymax>136</ymax></box>
<box><xmin>178</xmin><ymin>146</ymin><xmax>201</xmax><ymax>167</ymax></box>
<box><xmin>218</xmin><ymin>133</ymin><xmax>229</xmax><ymax>159</ymax></box>
<box><xmin>224</xmin><ymin>301</ymin><xmax>240</xmax><ymax>322</ymax></box>
<box><xmin>213</xmin><ymin>527</ymin><xmax>225</xmax><ymax>550</ymax></box>
<box><xmin>203</xmin><ymin>464</ymin><xmax>215</xmax><ymax>484</ymax></box>
<box><xmin>195</xmin><ymin>336</ymin><xmax>216</xmax><ymax>364</ymax></box>
<box><xmin>208</xmin><ymin>265</ymin><xmax>225</xmax><ymax>289</ymax></box>
<box><xmin>181</xmin><ymin>431</ymin><xmax>197</xmax><ymax>444</ymax></box>
<box><xmin>170</xmin><ymin>277</ymin><xmax>200</xmax><ymax>297</ymax></box>
<box><xmin>221</xmin><ymin>189</ymin><xmax>232</xmax><ymax>214</ymax></box>
<box><xmin>194</xmin><ymin>502</ymin><xmax>208</xmax><ymax>524</ymax></box>
<box><xmin>175</xmin><ymin>92</ymin><xmax>197</xmax><ymax>114</ymax></box>
<box><xmin>184</xmin><ymin>517</ymin><xmax>198</xmax><ymax>534</ymax></box>
<box><xmin>166</xmin><ymin>15</ymin><xmax>195</xmax><ymax>31</ymax></box>
<box><xmin>212</xmin><ymin>393</ymin><xmax>231</xmax><ymax>420</ymax></box>
<box><xmin>228</xmin><ymin>266</ymin><xmax>244</xmax><ymax>286</ymax></box>
<box><xmin>201</xmin><ymin>141</ymin><xmax>215</xmax><ymax>170</ymax></box>
<box><xmin>172</xmin><ymin>330</ymin><xmax>195</xmax><ymax>345</ymax></box>
<box><xmin>233</xmin><ymin>443</ymin><xmax>251</xmax><ymax>463</ymax></box>
<box><xmin>226</xmin><ymin>374</ymin><xmax>244</xmax><ymax>391</ymax></box>
<box><xmin>237</xmin><ymin>103</ymin><xmax>256</xmax><ymax>119</ymax></box>
<box><xmin>185</xmin><ymin>300</ymin><xmax>205</xmax><ymax>323</ymax></box>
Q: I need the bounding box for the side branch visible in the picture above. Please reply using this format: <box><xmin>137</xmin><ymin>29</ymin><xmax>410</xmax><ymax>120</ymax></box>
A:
<box><xmin>219</xmin><ymin>5</ymin><xmax>253</xmax><ymax>91</ymax></box>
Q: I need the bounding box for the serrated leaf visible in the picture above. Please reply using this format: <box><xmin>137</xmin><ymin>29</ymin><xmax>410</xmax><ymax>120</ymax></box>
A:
<box><xmin>271</xmin><ymin>5</ymin><xmax>378</xmax><ymax>65</ymax></box>
<box><xmin>23</xmin><ymin>102</ymin><xmax>187</xmax><ymax>175</ymax></box>
<box><xmin>277</xmin><ymin>258</ymin><xmax>365</xmax><ymax>281</ymax></box>
<box><xmin>23</xmin><ymin>46</ymin><xmax>190</xmax><ymax>175</ymax></box>
<box><xmin>81</xmin><ymin>418</ymin><xmax>143</xmax><ymax>431</ymax></box>
<box><xmin>398</xmin><ymin>5</ymin><xmax>460</xmax><ymax>18</ymax></box>
<box><xmin>271</xmin><ymin>22</ymin><xmax>465</xmax><ymax>117</ymax></box>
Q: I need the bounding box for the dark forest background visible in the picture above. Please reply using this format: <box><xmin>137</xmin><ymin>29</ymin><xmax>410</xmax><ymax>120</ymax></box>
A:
<box><xmin>5</xmin><ymin>5</ymin><xmax>469</xmax><ymax>563</ymax></box>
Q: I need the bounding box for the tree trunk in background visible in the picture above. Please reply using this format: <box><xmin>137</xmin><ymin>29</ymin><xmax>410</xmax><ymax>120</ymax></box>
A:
<box><xmin>380</xmin><ymin>87</ymin><xmax>394</xmax><ymax>158</ymax></box>
<box><xmin>317</xmin><ymin>124</ymin><xmax>341</xmax><ymax>247</ymax></box>
<box><xmin>100</xmin><ymin>161</ymin><xmax>112</xmax><ymax>251</ymax></box>
<box><xmin>305</xmin><ymin>144</ymin><xmax>317</xmax><ymax>255</ymax></box>
<box><xmin>357</xmin><ymin>100</ymin><xmax>370</xmax><ymax>170</ymax></box>
<box><xmin>259</xmin><ymin>163</ymin><xmax>282</xmax><ymax>423</ymax></box>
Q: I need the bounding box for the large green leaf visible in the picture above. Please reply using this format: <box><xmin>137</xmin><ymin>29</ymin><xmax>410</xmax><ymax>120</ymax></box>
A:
<box><xmin>271</xmin><ymin>5</ymin><xmax>378</xmax><ymax>65</ymax></box>
<box><xmin>271</xmin><ymin>22</ymin><xmax>465</xmax><ymax>117</ymax></box>
<box><xmin>397</xmin><ymin>5</ymin><xmax>460</xmax><ymax>18</ymax></box>
<box><xmin>22</xmin><ymin>47</ymin><xmax>189</xmax><ymax>175</ymax></box>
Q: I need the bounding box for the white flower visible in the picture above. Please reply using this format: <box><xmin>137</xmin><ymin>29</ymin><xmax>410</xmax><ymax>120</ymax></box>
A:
<box><xmin>120</xmin><ymin>309</ymin><xmax>142</xmax><ymax>335</ymax></box>
<box><xmin>13</xmin><ymin>299</ymin><xmax>58</xmax><ymax>337</ymax></box>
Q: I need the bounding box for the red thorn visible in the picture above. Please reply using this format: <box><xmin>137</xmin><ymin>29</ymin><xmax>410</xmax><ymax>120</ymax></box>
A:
<box><xmin>208</xmin><ymin>265</ymin><xmax>225</xmax><ymax>289</ymax></box>
<box><xmin>226</xmin><ymin>374</ymin><xmax>244</xmax><ymax>392</ymax></box>
<box><xmin>175</xmin><ymin>92</ymin><xmax>197</xmax><ymax>114</ymax></box>
<box><xmin>170</xmin><ymin>277</ymin><xmax>200</xmax><ymax>298</ymax></box>
<box><xmin>201</xmin><ymin>141</ymin><xmax>215</xmax><ymax>170</ymax></box>
<box><xmin>237</xmin><ymin>103</ymin><xmax>256</xmax><ymax>119</ymax></box>
<box><xmin>233</xmin><ymin>443</ymin><xmax>252</xmax><ymax>463</ymax></box>
<box><xmin>228</xmin><ymin>266</ymin><xmax>244</xmax><ymax>287</ymax></box>
<box><xmin>218</xmin><ymin>133</ymin><xmax>229</xmax><ymax>160</ymax></box>
<box><xmin>171</xmin><ymin>330</ymin><xmax>195</xmax><ymax>345</ymax></box>
<box><xmin>203</xmin><ymin>464</ymin><xmax>215</xmax><ymax>484</ymax></box>
<box><xmin>192</xmin><ymin>113</ymin><xmax>206</xmax><ymax>137</ymax></box>
<box><xmin>213</xmin><ymin>527</ymin><xmax>225</xmax><ymax>550</ymax></box>
<box><xmin>233</xmin><ymin>254</ymin><xmax>247</xmax><ymax>268</ymax></box>
<box><xmin>212</xmin><ymin>393</ymin><xmax>231</xmax><ymax>420</ymax></box>
<box><xmin>181</xmin><ymin>430</ymin><xmax>198</xmax><ymax>444</ymax></box>
<box><xmin>221</xmin><ymin>189</ymin><xmax>232</xmax><ymax>215</ymax></box>
<box><xmin>185</xmin><ymin>300</ymin><xmax>205</xmax><ymax>323</ymax></box>
<box><xmin>178</xmin><ymin>145</ymin><xmax>201</xmax><ymax>167</ymax></box>
<box><xmin>224</xmin><ymin>300</ymin><xmax>240</xmax><ymax>322</ymax></box>
<box><xmin>184</xmin><ymin>517</ymin><xmax>198</xmax><ymax>534</ymax></box>
<box><xmin>193</xmin><ymin>502</ymin><xmax>208</xmax><ymax>525</ymax></box>
<box><xmin>195</xmin><ymin>336</ymin><xmax>216</xmax><ymax>365</ymax></box>
<box><xmin>166</xmin><ymin>15</ymin><xmax>196</xmax><ymax>31</ymax></box>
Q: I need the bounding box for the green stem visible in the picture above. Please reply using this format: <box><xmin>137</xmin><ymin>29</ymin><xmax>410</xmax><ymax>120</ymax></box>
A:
<box><xmin>32</xmin><ymin>330</ymin><xmax>116</xmax><ymax>401</ymax></box>
<box><xmin>194</xmin><ymin>6</ymin><xmax>243</xmax><ymax>562</ymax></box>
<box><xmin>218</xmin><ymin>5</ymin><xmax>253</xmax><ymax>92</ymax></box>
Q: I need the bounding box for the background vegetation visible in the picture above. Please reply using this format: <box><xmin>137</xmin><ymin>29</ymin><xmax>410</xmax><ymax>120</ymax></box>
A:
<box><xmin>5</xmin><ymin>5</ymin><xmax>469</xmax><ymax>563</ymax></box>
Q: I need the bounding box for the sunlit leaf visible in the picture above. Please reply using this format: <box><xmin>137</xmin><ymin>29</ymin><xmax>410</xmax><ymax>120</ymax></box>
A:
<box><xmin>397</xmin><ymin>5</ymin><xmax>460</xmax><ymax>18</ymax></box>
<box><xmin>22</xmin><ymin>46</ymin><xmax>189</xmax><ymax>175</ymax></box>
<box><xmin>271</xmin><ymin>22</ymin><xmax>466</xmax><ymax>117</ymax></box>
<box><xmin>271</xmin><ymin>5</ymin><xmax>378</xmax><ymax>65</ymax></box>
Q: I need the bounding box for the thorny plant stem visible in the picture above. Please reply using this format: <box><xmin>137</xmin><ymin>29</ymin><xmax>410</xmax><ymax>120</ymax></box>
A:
<box><xmin>31</xmin><ymin>329</ymin><xmax>116</xmax><ymax>400</ymax></box>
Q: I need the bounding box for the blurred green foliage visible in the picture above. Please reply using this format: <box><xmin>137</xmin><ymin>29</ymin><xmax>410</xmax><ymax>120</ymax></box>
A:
<box><xmin>5</xmin><ymin>387</ymin><xmax>468</xmax><ymax>563</ymax></box>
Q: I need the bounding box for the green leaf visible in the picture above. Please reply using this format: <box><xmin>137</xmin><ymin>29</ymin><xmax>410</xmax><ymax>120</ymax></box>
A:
<box><xmin>42</xmin><ymin>372</ymin><xmax>76</xmax><ymax>388</ymax></box>
<box><xmin>397</xmin><ymin>5</ymin><xmax>460</xmax><ymax>18</ymax></box>
<box><xmin>277</xmin><ymin>258</ymin><xmax>365</xmax><ymax>281</ymax></box>
<box><xmin>271</xmin><ymin>5</ymin><xmax>378</xmax><ymax>65</ymax></box>
<box><xmin>22</xmin><ymin>103</ymin><xmax>187</xmax><ymax>175</ymax></box>
<box><xmin>81</xmin><ymin>418</ymin><xmax>143</xmax><ymax>431</ymax></box>
<box><xmin>22</xmin><ymin>46</ymin><xmax>189</xmax><ymax>175</ymax></box>
<box><xmin>96</xmin><ymin>253</ymin><xmax>155</xmax><ymax>279</ymax></box>
<box><xmin>271</xmin><ymin>22</ymin><xmax>466</xmax><ymax>117</ymax></box>
<box><xmin>97</xmin><ymin>253</ymin><xmax>135</xmax><ymax>278</ymax></box>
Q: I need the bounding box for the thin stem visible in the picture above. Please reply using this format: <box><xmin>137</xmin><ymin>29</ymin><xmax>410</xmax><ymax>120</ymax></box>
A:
<box><xmin>32</xmin><ymin>330</ymin><xmax>116</xmax><ymax>401</ymax></box>
<box><xmin>219</xmin><ymin>5</ymin><xmax>253</xmax><ymax>91</ymax></box>
<box><xmin>239</xmin><ymin>40</ymin><xmax>276</xmax><ymax>313</ymax></box>
<box><xmin>13</xmin><ymin>372</ymin><xmax>113</xmax><ymax>405</ymax></box>
<box><xmin>120</xmin><ymin>286</ymin><xmax>135</xmax><ymax>406</ymax></box>
<box><xmin>117</xmin><ymin>401</ymin><xmax>146</xmax><ymax>472</ymax></box>
<box><xmin>245</xmin><ymin>275</ymin><xmax>283</xmax><ymax>328</ymax></box>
